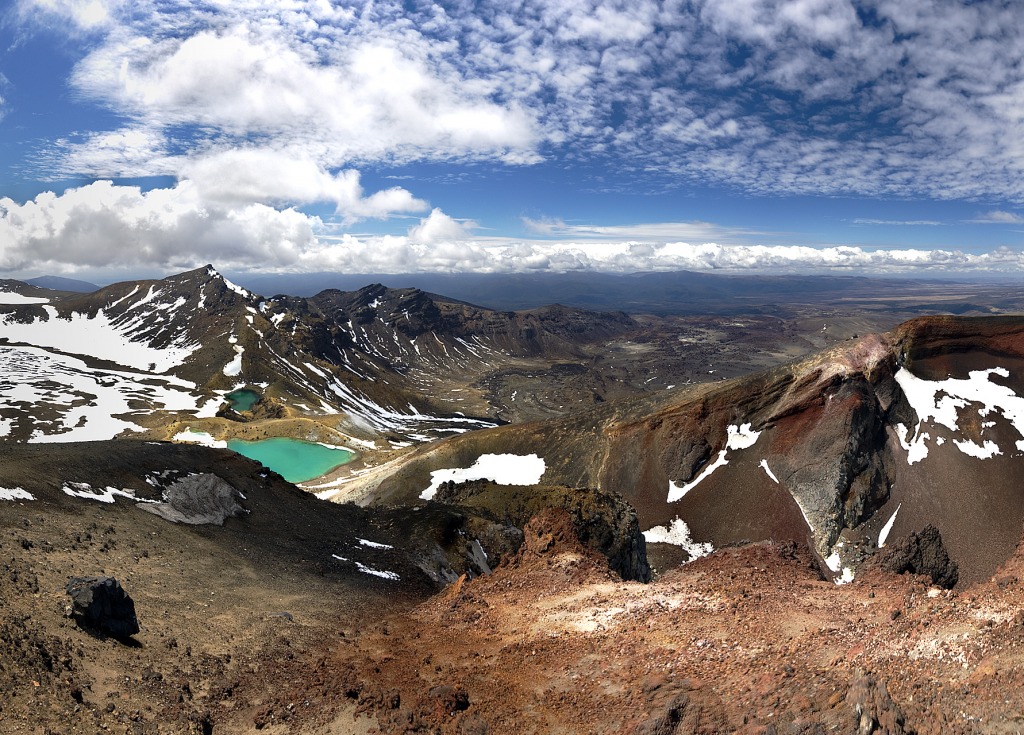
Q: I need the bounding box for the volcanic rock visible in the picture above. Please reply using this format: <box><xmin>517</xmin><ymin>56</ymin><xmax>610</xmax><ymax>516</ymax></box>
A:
<box><xmin>139</xmin><ymin>473</ymin><xmax>244</xmax><ymax>525</ymax></box>
<box><xmin>65</xmin><ymin>576</ymin><xmax>140</xmax><ymax>639</ymax></box>
<box><xmin>877</xmin><ymin>525</ymin><xmax>959</xmax><ymax>589</ymax></box>
<box><xmin>845</xmin><ymin>669</ymin><xmax>914</xmax><ymax>735</ymax></box>
<box><xmin>434</xmin><ymin>479</ymin><xmax>651</xmax><ymax>582</ymax></box>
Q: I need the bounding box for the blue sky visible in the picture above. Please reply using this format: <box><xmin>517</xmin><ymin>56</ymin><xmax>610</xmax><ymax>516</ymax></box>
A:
<box><xmin>1</xmin><ymin>0</ymin><xmax>1024</xmax><ymax>279</ymax></box>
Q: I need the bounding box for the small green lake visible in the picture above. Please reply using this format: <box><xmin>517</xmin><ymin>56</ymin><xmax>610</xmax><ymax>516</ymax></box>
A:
<box><xmin>226</xmin><ymin>438</ymin><xmax>355</xmax><ymax>483</ymax></box>
<box><xmin>226</xmin><ymin>389</ymin><xmax>261</xmax><ymax>412</ymax></box>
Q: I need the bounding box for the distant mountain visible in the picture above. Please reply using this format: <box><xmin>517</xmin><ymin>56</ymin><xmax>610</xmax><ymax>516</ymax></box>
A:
<box><xmin>359</xmin><ymin>314</ymin><xmax>1024</xmax><ymax>587</ymax></box>
<box><xmin>25</xmin><ymin>275</ymin><xmax>100</xmax><ymax>292</ymax></box>
<box><xmin>0</xmin><ymin>265</ymin><xmax>637</xmax><ymax>445</ymax></box>
<box><xmin>230</xmin><ymin>269</ymin><xmax>1024</xmax><ymax>317</ymax></box>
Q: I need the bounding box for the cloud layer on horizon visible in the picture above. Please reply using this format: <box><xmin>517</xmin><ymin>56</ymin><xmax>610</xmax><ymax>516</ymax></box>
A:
<box><xmin>2</xmin><ymin>180</ymin><xmax>1022</xmax><ymax>277</ymax></box>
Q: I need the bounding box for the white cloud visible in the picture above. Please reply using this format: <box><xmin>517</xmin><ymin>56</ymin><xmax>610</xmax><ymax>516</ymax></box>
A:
<box><xmin>22</xmin><ymin>0</ymin><xmax>124</xmax><ymax>30</ymax></box>
<box><xmin>852</xmin><ymin>219</ymin><xmax>943</xmax><ymax>226</ymax></box>
<box><xmin>67</xmin><ymin>19</ymin><xmax>541</xmax><ymax>167</ymax></box>
<box><xmin>0</xmin><ymin>181</ymin><xmax>318</xmax><ymax>272</ymax></box>
<box><xmin>2</xmin><ymin>183</ymin><xmax>1024</xmax><ymax>277</ymax></box>
<box><xmin>408</xmin><ymin>208</ymin><xmax>476</xmax><ymax>246</ymax></box>
<box><xmin>967</xmin><ymin>211</ymin><xmax>1024</xmax><ymax>224</ymax></box>
<box><xmin>179</xmin><ymin>148</ymin><xmax>427</xmax><ymax>221</ymax></box>
<box><xmin>11</xmin><ymin>0</ymin><xmax>1024</xmax><ymax>277</ymax></box>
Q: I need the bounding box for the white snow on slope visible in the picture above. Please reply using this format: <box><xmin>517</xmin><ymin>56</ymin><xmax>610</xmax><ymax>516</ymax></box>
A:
<box><xmin>224</xmin><ymin>342</ymin><xmax>244</xmax><ymax>376</ymax></box>
<box><xmin>173</xmin><ymin>429</ymin><xmax>227</xmax><ymax>448</ymax></box>
<box><xmin>0</xmin><ymin>345</ymin><xmax>213</xmax><ymax>443</ymax></box>
<box><xmin>62</xmin><ymin>482</ymin><xmax>153</xmax><ymax>504</ymax></box>
<box><xmin>894</xmin><ymin>367</ymin><xmax>1024</xmax><ymax>464</ymax></box>
<box><xmin>0</xmin><ymin>292</ymin><xmax>49</xmax><ymax>305</ymax></box>
<box><xmin>0</xmin><ymin>305</ymin><xmax>197</xmax><ymax>373</ymax></box>
<box><xmin>0</xmin><ymin>487</ymin><xmax>34</xmax><ymax>501</ymax></box>
<box><xmin>331</xmin><ymin>554</ymin><xmax>400</xmax><ymax>580</ymax></box>
<box><xmin>420</xmin><ymin>453</ymin><xmax>546</xmax><ymax>500</ymax></box>
<box><xmin>642</xmin><ymin>518</ymin><xmax>714</xmax><ymax>561</ymax></box>
<box><xmin>758</xmin><ymin>459</ymin><xmax>779</xmax><ymax>483</ymax></box>
<box><xmin>358</xmin><ymin>538</ymin><xmax>393</xmax><ymax>550</ymax></box>
<box><xmin>668</xmin><ymin>424</ymin><xmax>761</xmax><ymax>503</ymax></box>
<box><xmin>878</xmin><ymin>503</ymin><xmax>901</xmax><ymax>548</ymax></box>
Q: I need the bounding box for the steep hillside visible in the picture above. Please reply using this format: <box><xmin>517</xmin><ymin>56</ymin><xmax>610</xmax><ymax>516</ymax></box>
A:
<box><xmin>357</xmin><ymin>315</ymin><xmax>1024</xmax><ymax>586</ymax></box>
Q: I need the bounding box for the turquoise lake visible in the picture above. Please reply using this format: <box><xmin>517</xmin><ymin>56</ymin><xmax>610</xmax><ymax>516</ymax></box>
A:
<box><xmin>226</xmin><ymin>438</ymin><xmax>355</xmax><ymax>483</ymax></box>
<box><xmin>225</xmin><ymin>389</ymin><xmax>261</xmax><ymax>412</ymax></box>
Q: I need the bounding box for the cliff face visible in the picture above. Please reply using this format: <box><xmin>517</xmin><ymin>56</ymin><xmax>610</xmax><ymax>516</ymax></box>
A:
<box><xmin>367</xmin><ymin>316</ymin><xmax>1024</xmax><ymax>586</ymax></box>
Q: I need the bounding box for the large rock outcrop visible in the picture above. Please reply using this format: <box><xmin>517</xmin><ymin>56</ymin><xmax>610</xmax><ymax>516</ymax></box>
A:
<box><xmin>139</xmin><ymin>473</ymin><xmax>244</xmax><ymax>525</ymax></box>
<box><xmin>434</xmin><ymin>479</ymin><xmax>651</xmax><ymax>582</ymax></box>
<box><xmin>877</xmin><ymin>525</ymin><xmax>959</xmax><ymax>589</ymax></box>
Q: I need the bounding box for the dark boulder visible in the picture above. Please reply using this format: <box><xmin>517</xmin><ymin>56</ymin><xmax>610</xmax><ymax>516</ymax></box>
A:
<box><xmin>878</xmin><ymin>524</ymin><xmax>959</xmax><ymax>589</ymax></box>
<box><xmin>65</xmin><ymin>576</ymin><xmax>140</xmax><ymax>639</ymax></box>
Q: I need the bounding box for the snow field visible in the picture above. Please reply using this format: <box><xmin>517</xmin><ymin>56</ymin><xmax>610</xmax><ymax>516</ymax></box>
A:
<box><xmin>420</xmin><ymin>453</ymin><xmax>546</xmax><ymax>500</ymax></box>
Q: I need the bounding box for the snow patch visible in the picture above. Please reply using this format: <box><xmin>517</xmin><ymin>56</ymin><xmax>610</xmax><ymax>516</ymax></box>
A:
<box><xmin>223</xmin><ymin>342</ymin><xmax>244</xmax><ymax>376</ymax></box>
<box><xmin>0</xmin><ymin>305</ymin><xmax>197</xmax><ymax>373</ymax></box>
<box><xmin>0</xmin><ymin>291</ymin><xmax>49</xmax><ymax>304</ymax></box>
<box><xmin>62</xmin><ymin>482</ymin><xmax>149</xmax><ymax>504</ymax></box>
<box><xmin>878</xmin><ymin>503</ymin><xmax>901</xmax><ymax>548</ymax></box>
<box><xmin>173</xmin><ymin>429</ymin><xmax>227</xmax><ymax>448</ymax></box>
<box><xmin>758</xmin><ymin>459</ymin><xmax>779</xmax><ymax>483</ymax></box>
<box><xmin>0</xmin><ymin>345</ymin><xmax>208</xmax><ymax>443</ymax></box>
<box><xmin>420</xmin><ymin>453</ymin><xmax>546</xmax><ymax>501</ymax></box>
<box><xmin>358</xmin><ymin>538</ymin><xmax>393</xmax><ymax>550</ymax></box>
<box><xmin>953</xmin><ymin>438</ymin><xmax>1000</xmax><ymax>459</ymax></box>
<box><xmin>895</xmin><ymin>366</ymin><xmax>1024</xmax><ymax>464</ymax></box>
<box><xmin>643</xmin><ymin>518</ymin><xmax>714</xmax><ymax>561</ymax></box>
<box><xmin>0</xmin><ymin>487</ymin><xmax>34</xmax><ymax>501</ymax></box>
<box><xmin>331</xmin><ymin>554</ymin><xmax>399</xmax><ymax>580</ymax></box>
<box><xmin>668</xmin><ymin>424</ymin><xmax>761</xmax><ymax>503</ymax></box>
<box><xmin>824</xmin><ymin>551</ymin><xmax>842</xmax><ymax>573</ymax></box>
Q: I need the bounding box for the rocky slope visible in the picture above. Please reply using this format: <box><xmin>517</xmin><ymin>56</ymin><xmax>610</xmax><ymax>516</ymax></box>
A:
<box><xmin>357</xmin><ymin>315</ymin><xmax>1024</xmax><ymax>587</ymax></box>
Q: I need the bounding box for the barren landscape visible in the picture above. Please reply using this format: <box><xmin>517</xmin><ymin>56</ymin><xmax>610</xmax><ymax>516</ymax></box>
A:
<box><xmin>3</xmin><ymin>270</ymin><xmax>1024</xmax><ymax>734</ymax></box>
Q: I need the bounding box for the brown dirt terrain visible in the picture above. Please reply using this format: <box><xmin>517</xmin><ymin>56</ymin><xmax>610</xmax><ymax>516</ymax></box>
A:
<box><xmin>273</xmin><ymin>512</ymin><xmax>1024</xmax><ymax>734</ymax></box>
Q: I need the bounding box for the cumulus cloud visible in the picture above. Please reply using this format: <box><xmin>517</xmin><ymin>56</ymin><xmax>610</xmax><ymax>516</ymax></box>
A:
<box><xmin>20</xmin><ymin>0</ymin><xmax>1022</xmax><ymax>205</ymax></box>
<box><xmin>2</xmin><ymin>183</ymin><xmax>1023</xmax><ymax>277</ymax></box>
<box><xmin>179</xmin><ymin>149</ymin><xmax>427</xmax><ymax>221</ymax></box>
<box><xmin>11</xmin><ymin>0</ymin><xmax>1024</xmax><ymax>276</ymax></box>
<box><xmin>65</xmin><ymin>15</ymin><xmax>541</xmax><ymax>168</ymax></box>
<box><xmin>408</xmin><ymin>209</ymin><xmax>476</xmax><ymax>246</ymax></box>
<box><xmin>0</xmin><ymin>181</ymin><xmax>318</xmax><ymax>272</ymax></box>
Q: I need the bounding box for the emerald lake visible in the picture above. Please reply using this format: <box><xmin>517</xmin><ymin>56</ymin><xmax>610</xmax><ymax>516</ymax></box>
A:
<box><xmin>226</xmin><ymin>438</ymin><xmax>355</xmax><ymax>483</ymax></box>
<box><xmin>225</xmin><ymin>388</ymin><xmax>261</xmax><ymax>412</ymax></box>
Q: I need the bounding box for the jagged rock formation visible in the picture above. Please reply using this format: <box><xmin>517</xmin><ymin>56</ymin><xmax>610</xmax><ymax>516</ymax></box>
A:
<box><xmin>877</xmin><ymin>525</ymin><xmax>959</xmax><ymax>589</ymax></box>
<box><xmin>139</xmin><ymin>473</ymin><xmax>245</xmax><ymax>525</ymax></box>
<box><xmin>0</xmin><ymin>265</ymin><xmax>640</xmax><ymax>443</ymax></box>
<box><xmin>434</xmin><ymin>479</ymin><xmax>651</xmax><ymax>582</ymax></box>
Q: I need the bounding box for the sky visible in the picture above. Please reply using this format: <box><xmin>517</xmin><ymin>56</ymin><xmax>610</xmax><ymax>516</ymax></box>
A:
<box><xmin>2</xmin><ymin>0</ymin><xmax>1024</xmax><ymax>280</ymax></box>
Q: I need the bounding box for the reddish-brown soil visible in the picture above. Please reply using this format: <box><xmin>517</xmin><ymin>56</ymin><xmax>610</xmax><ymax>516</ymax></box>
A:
<box><xmin>259</xmin><ymin>511</ymin><xmax>1024</xmax><ymax>734</ymax></box>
